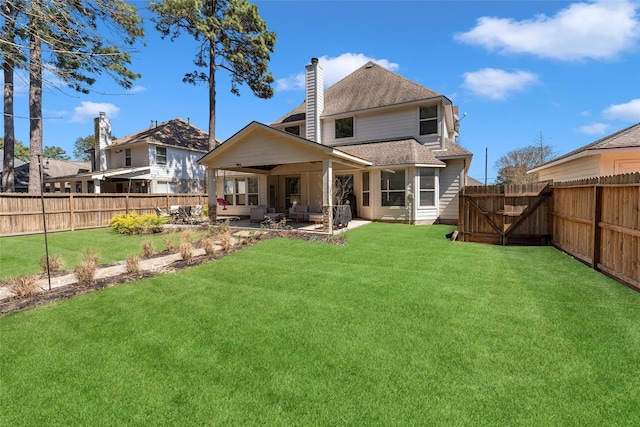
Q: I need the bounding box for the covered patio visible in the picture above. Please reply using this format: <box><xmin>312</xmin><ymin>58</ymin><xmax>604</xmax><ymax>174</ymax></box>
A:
<box><xmin>199</xmin><ymin>122</ymin><xmax>371</xmax><ymax>233</ymax></box>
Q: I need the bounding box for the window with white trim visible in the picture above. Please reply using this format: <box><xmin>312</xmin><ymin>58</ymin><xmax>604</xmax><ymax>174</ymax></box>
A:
<box><xmin>419</xmin><ymin>105</ymin><xmax>438</xmax><ymax>135</ymax></box>
<box><xmin>335</xmin><ymin>117</ymin><xmax>354</xmax><ymax>139</ymax></box>
<box><xmin>125</xmin><ymin>148</ymin><xmax>131</xmax><ymax>167</ymax></box>
<box><xmin>362</xmin><ymin>171</ymin><xmax>370</xmax><ymax>207</ymax></box>
<box><xmin>224</xmin><ymin>177</ymin><xmax>258</xmax><ymax>206</ymax></box>
<box><xmin>381</xmin><ymin>169</ymin><xmax>405</xmax><ymax>207</ymax></box>
<box><xmin>418</xmin><ymin>168</ymin><xmax>436</xmax><ymax>207</ymax></box>
<box><xmin>156</xmin><ymin>146</ymin><xmax>167</xmax><ymax>165</ymax></box>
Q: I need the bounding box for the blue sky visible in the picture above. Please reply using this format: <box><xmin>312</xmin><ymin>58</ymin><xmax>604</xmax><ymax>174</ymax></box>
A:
<box><xmin>5</xmin><ymin>0</ymin><xmax>640</xmax><ymax>182</ymax></box>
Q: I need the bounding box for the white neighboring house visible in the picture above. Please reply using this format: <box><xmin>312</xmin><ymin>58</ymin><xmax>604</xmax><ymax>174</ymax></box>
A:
<box><xmin>199</xmin><ymin>58</ymin><xmax>472</xmax><ymax>227</ymax></box>
<box><xmin>529</xmin><ymin>122</ymin><xmax>640</xmax><ymax>182</ymax></box>
<box><xmin>45</xmin><ymin>114</ymin><xmax>210</xmax><ymax>193</ymax></box>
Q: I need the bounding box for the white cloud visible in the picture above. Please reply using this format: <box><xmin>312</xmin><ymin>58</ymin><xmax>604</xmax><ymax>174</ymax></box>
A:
<box><xmin>454</xmin><ymin>0</ymin><xmax>640</xmax><ymax>61</ymax></box>
<box><xmin>602</xmin><ymin>98</ymin><xmax>640</xmax><ymax>121</ymax></box>
<box><xmin>275</xmin><ymin>53</ymin><xmax>400</xmax><ymax>91</ymax></box>
<box><xmin>579</xmin><ymin>123</ymin><xmax>610</xmax><ymax>135</ymax></box>
<box><xmin>462</xmin><ymin>68</ymin><xmax>539</xmax><ymax>100</ymax></box>
<box><xmin>70</xmin><ymin>102</ymin><xmax>120</xmax><ymax>123</ymax></box>
<box><xmin>129</xmin><ymin>85</ymin><xmax>147</xmax><ymax>94</ymax></box>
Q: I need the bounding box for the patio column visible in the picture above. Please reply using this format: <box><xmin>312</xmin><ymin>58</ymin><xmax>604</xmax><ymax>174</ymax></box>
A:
<box><xmin>322</xmin><ymin>158</ymin><xmax>333</xmax><ymax>233</ymax></box>
<box><xmin>94</xmin><ymin>179</ymin><xmax>101</xmax><ymax>194</ymax></box>
<box><xmin>208</xmin><ymin>167</ymin><xmax>217</xmax><ymax>222</ymax></box>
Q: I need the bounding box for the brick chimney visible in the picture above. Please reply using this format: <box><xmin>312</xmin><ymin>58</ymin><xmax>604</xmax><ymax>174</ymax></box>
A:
<box><xmin>93</xmin><ymin>112</ymin><xmax>112</xmax><ymax>171</ymax></box>
<box><xmin>305</xmin><ymin>57</ymin><xmax>324</xmax><ymax>143</ymax></box>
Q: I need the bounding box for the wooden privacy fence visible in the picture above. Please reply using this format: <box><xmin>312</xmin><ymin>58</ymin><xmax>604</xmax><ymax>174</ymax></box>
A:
<box><xmin>552</xmin><ymin>174</ymin><xmax>639</xmax><ymax>291</ymax></box>
<box><xmin>458</xmin><ymin>181</ymin><xmax>552</xmax><ymax>245</ymax></box>
<box><xmin>459</xmin><ymin>173</ymin><xmax>640</xmax><ymax>291</ymax></box>
<box><xmin>0</xmin><ymin>193</ymin><xmax>207</xmax><ymax>237</ymax></box>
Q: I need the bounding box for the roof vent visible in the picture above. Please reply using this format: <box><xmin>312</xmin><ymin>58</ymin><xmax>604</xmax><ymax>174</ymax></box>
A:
<box><xmin>365</xmin><ymin>62</ymin><xmax>374</xmax><ymax>69</ymax></box>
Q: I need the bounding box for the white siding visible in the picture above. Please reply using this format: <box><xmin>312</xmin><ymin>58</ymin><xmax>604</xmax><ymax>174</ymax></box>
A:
<box><xmin>109</xmin><ymin>145</ymin><xmax>147</xmax><ymax>169</ymax></box>
<box><xmin>149</xmin><ymin>145</ymin><xmax>205</xmax><ymax>181</ymax></box>
<box><xmin>438</xmin><ymin>159</ymin><xmax>464</xmax><ymax>223</ymax></box>
<box><xmin>321</xmin><ymin>104</ymin><xmax>444</xmax><ymax>147</ymax></box>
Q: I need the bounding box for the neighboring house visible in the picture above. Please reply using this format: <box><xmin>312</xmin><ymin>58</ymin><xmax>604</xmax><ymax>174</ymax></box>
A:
<box><xmin>45</xmin><ymin>114</ymin><xmax>211</xmax><ymax>193</ymax></box>
<box><xmin>529</xmin><ymin>122</ymin><xmax>640</xmax><ymax>182</ymax></box>
<box><xmin>0</xmin><ymin>150</ymin><xmax>26</xmax><ymax>192</ymax></box>
<box><xmin>0</xmin><ymin>152</ymin><xmax>89</xmax><ymax>193</ymax></box>
<box><xmin>199</xmin><ymin>58</ymin><xmax>472</xmax><ymax>226</ymax></box>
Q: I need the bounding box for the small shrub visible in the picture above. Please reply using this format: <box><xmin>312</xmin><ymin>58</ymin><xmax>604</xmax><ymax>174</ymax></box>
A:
<box><xmin>75</xmin><ymin>250</ymin><xmax>99</xmax><ymax>286</ymax></box>
<box><xmin>110</xmin><ymin>211</ymin><xmax>167</xmax><ymax>235</ymax></box>
<box><xmin>40</xmin><ymin>254</ymin><xmax>64</xmax><ymax>274</ymax></box>
<box><xmin>125</xmin><ymin>256</ymin><xmax>141</xmax><ymax>274</ymax></box>
<box><xmin>179</xmin><ymin>239</ymin><xmax>193</xmax><ymax>264</ymax></box>
<box><xmin>142</xmin><ymin>240</ymin><xmax>154</xmax><ymax>258</ymax></box>
<box><xmin>165</xmin><ymin>236</ymin><xmax>176</xmax><ymax>252</ymax></box>
<box><xmin>8</xmin><ymin>275</ymin><xmax>40</xmax><ymax>298</ymax></box>
<box><xmin>180</xmin><ymin>229</ymin><xmax>193</xmax><ymax>243</ymax></box>
<box><xmin>219</xmin><ymin>230</ymin><xmax>234</xmax><ymax>252</ymax></box>
<box><xmin>202</xmin><ymin>237</ymin><xmax>216</xmax><ymax>255</ymax></box>
<box><xmin>209</xmin><ymin>219</ymin><xmax>230</xmax><ymax>238</ymax></box>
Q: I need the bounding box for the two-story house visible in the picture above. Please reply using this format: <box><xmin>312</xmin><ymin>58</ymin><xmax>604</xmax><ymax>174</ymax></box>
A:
<box><xmin>199</xmin><ymin>58</ymin><xmax>472</xmax><ymax>228</ymax></box>
<box><xmin>46</xmin><ymin>114</ymin><xmax>210</xmax><ymax>193</ymax></box>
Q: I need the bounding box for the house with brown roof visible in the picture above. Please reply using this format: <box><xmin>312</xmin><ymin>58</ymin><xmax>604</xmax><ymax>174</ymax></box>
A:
<box><xmin>199</xmin><ymin>59</ymin><xmax>472</xmax><ymax>228</ymax></box>
<box><xmin>529</xmin><ymin>122</ymin><xmax>640</xmax><ymax>182</ymax></box>
<box><xmin>46</xmin><ymin>114</ymin><xmax>211</xmax><ymax>193</ymax></box>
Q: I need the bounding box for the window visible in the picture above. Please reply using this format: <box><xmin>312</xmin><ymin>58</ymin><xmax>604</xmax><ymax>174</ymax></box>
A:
<box><xmin>381</xmin><ymin>169</ymin><xmax>405</xmax><ymax>207</ymax></box>
<box><xmin>224</xmin><ymin>177</ymin><xmax>259</xmax><ymax>206</ymax></box>
<box><xmin>335</xmin><ymin>117</ymin><xmax>354</xmax><ymax>139</ymax></box>
<box><xmin>418</xmin><ymin>168</ymin><xmax>436</xmax><ymax>207</ymax></box>
<box><xmin>362</xmin><ymin>171</ymin><xmax>370</xmax><ymax>207</ymax></box>
<box><xmin>157</xmin><ymin>181</ymin><xmax>177</xmax><ymax>193</ymax></box>
<box><xmin>156</xmin><ymin>146</ymin><xmax>167</xmax><ymax>165</ymax></box>
<box><xmin>285</xmin><ymin>176</ymin><xmax>301</xmax><ymax>208</ymax></box>
<box><xmin>419</xmin><ymin>105</ymin><xmax>438</xmax><ymax>135</ymax></box>
<box><xmin>284</xmin><ymin>126</ymin><xmax>300</xmax><ymax>136</ymax></box>
<box><xmin>125</xmin><ymin>148</ymin><xmax>131</xmax><ymax>167</ymax></box>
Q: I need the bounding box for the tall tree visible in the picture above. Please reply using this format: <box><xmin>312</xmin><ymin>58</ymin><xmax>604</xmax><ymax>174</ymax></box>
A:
<box><xmin>3</xmin><ymin>0</ymin><xmax>144</xmax><ymax>192</ymax></box>
<box><xmin>494</xmin><ymin>140</ymin><xmax>555</xmax><ymax>184</ymax></box>
<box><xmin>43</xmin><ymin>145</ymin><xmax>70</xmax><ymax>159</ymax></box>
<box><xmin>148</xmin><ymin>0</ymin><xmax>276</xmax><ymax>149</ymax></box>
<box><xmin>0</xmin><ymin>138</ymin><xmax>30</xmax><ymax>162</ymax></box>
<box><xmin>73</xmin><ymin>135</ymin><xmax>95</xmax><ymax>161</ymax></box>
<box><xmin>1</xmin><ymin>0</ymin><xmax>26</xmax><ymax>192</ymax></box>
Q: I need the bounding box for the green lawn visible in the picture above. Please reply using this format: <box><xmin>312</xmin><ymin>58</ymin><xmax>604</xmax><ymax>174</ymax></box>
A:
<box><xmin>1</xmin><ymin>223</ymin><xmax>640</xmax><ymax>425</ymax></box>
<box><xmin>0</xmin><ymin>227</ymin><xmax>207</xmax><ymax>280</ymax></box>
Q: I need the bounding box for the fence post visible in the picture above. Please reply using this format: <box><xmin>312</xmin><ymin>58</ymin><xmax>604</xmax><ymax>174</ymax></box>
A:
<box><xmin>591</xmin><ymin>185</ymin><xmax>603</xmax><ymax>270</ymax></box>
<box><xmin>69</xmin><ymin>194</ymin><xmax>75</xmax><ymax>231</ymax></box>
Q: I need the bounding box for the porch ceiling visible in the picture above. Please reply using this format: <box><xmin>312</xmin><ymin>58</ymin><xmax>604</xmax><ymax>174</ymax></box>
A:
<box><xmin>199</xmin><ymin>121</ymin><xmax>371</xmax><ymax>172</ymax></box>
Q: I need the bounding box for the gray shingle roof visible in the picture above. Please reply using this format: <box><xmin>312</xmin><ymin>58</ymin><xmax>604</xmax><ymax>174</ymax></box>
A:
<box><xmin>274</xmin><ymin>62</ymin><xmax>443</xmax><ymax>124</ymax></box>
<box><xmin>338</xmin><ymin>139</ymin><xmax>446</xmax><ymax>167</ymax></box>
<box><xmin>111</xmin><ymin>118</ymin><xmax>212</xmax><ymax>151</ymax></box>
<box><xmin>543</xmin><ymin>122</ymin><xmax>640</xmax><ymax>166</ymax></box>
<box><xmin>435</xmin><ymin>138</ymin><xmax>473</xmax><ymax>159</ymax></box>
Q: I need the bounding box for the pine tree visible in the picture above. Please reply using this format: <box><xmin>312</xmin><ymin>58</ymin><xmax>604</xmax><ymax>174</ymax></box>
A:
<box><xmin>148</xmin><ymin>0</ymin><xmax>276</xmax><ymax>150</ymax></box>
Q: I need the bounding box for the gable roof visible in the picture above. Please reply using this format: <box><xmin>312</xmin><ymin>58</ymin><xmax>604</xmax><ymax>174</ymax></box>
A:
<box><xmin>198</xmin><ymin>121</ymin><xmax>371</xmax><ymax>170</ymax></box>
<box><xmin>110</xmin><ymin>118</ymin><xmax>213</xmax><ymax>151</ymax></box>
<box><xmin>532</xmin><ymin>122</ymin><xmax>640</xmax><ymax>171</ymax></box>
<box><xmin>274</xmin><ymin>62</ymin><xmax>445</xmax><ymax>124</ymax></box>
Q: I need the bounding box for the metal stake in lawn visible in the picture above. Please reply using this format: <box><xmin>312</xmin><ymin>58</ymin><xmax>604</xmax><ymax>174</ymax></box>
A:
<box><xmin>38</xmin><ymin>154</ymin><xmax>51</xmax><ymax>291</ymax></box>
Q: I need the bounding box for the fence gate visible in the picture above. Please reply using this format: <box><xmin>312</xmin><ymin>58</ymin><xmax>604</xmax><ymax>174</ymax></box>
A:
<box><xmin>458</xmin><ymin>182</ymin><xmax>552</xmax><ymax>245</ymax></box>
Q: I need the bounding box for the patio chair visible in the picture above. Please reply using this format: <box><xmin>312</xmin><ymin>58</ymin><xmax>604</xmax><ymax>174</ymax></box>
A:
<box><xmin>177</xmin><ymin>206</ymin><xmax>192</xmax><ymax>224</ymax></box>
<box><xmin>192</xmin><ymin>205</ymin><xmax>203</xmax><ymax>217</ymax></box>
<box><xmin>216</xmin><ymin>198</ymin><xmax>228</xmax><ymax>210</ymax></box>
<box><xmin>154</xmin><ymin>206</ymin><xmax>170</xmax><ymax>218</ymax></box>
